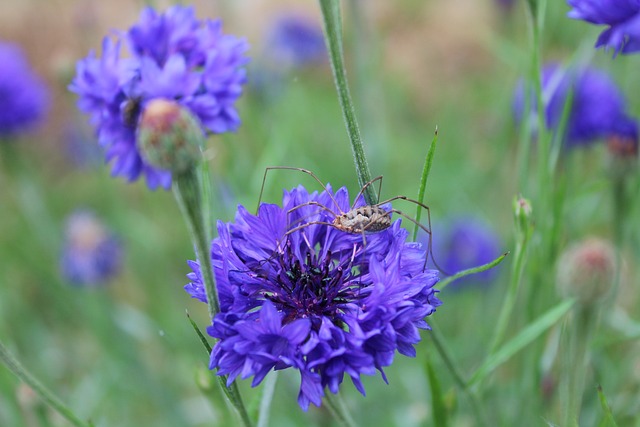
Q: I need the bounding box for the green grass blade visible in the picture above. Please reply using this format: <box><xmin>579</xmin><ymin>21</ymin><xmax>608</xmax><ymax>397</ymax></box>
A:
<box><xmin>186</xmin><ymin>310</ymin><xmax>212</xmax><ymax>354</ymax></box>
<box><xmin>468</xmin><ymin>299</ymin><xmax>575</xmax><ymax>387</ymax></box>
<box><xmin>438</xmin><ymin>252</ymin><xmax>509</xmax><ymax>290</ymax></box>
<box><xmin>426</xmin><ymin>355</ymin><xmax>448</xmax><ymax>427</ymax></box>
<box><xmin>596</xmin><ymin>385</ymin><xmax>619</xmax><ymax>427</ymax></box>
<box><xmin>413</xmin><ymin>128</ymin><xmax>438</xmax><ymax>242</ymax></box>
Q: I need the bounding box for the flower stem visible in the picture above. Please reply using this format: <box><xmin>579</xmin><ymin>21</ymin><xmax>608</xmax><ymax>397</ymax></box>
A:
<box><xmin>172</xmin><ymin>164</ymin><xmax>252</xmax><ymax>427</ymax></box>
<box><xmin>428</xmin><ymin>323</ymin><xmax>489</xmax><ymax>427</ymax></box>
<box><xmin>324</xmin><ymin>391</ymin><xmax>358</xmax><ymax>427</ymax></box>
<box><xmin>561</xmin><ymin>306</ymin><xmax>597</xmax><ymax>427</ymax></box>
<box><xmin>318</xmin><ymin>0</ymin><xmax>376</xmax><ymax>205</ymax></box>
<box><xmin>172</xmin><ymin>167</ymin><xmax>220</xmax><ymax>320</ymax></box>
<box><xmin>0</xmin><ymin>339</ymin><xmax>93</xmax><ymax>427</ymax></box>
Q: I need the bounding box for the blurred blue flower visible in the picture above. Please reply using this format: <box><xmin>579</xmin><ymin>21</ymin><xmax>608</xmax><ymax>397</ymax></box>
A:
<box><xmin>185</xmin><ymin>185</ymin><xmax>441</xmax><ymax>410</ymax></box>
<box><xmin>266</xmin><ymin>13</ymin><xmax>326</xmax><ymax>69</ymax></box>
<box><xmin>69</xmin><ymin>6</ymin><xmax>249</xmax><ymax>190</ymax></box>
<box><xmin>60</xmin><ymin>210</ymin><xmax>122</xmax><ymax>287</ymax></box>
<box><xmin>513</xmin><ymin>63</ymin><xmax>636</xmax><ymax>148</ymax></box>
<box><xmin>567</xmin><ymin>0</ymin><xmax>640</xmax><ymax>55</ymax></box>
<box><xmin>427</xmin><ymin>217</ymin><xmax>502</xmax><ymax>289</ymax></box>
<box><xmin>0</xmin><ymin>42</ymin><xmax>50</xmax><ymax>138</ymax></box>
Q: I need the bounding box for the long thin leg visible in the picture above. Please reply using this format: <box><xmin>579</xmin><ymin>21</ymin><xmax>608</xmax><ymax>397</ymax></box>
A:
<box><xmin>351</xmin><ymin>175</ymin><xmax>384</xmax><ymax>209</ymax></box>
<box><xmin>388</xmin><ymin>207</ymin><xmax>449</xmax><ymax>275</ymax></box>
<box><xmin>256</xmin><ymin>166</ymin><xmax>343</xmax><ymax>214</ymax></box>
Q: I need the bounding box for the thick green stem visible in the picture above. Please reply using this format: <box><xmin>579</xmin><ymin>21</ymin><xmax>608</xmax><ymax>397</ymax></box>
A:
<box><xmin>318</xmin><ymin>0</ymin><xmax>376</xmax><ymax>205</ymax></box>
<box><xmin>0</xmin><ymin>340</ymin><xmax>93</xmax><ymax>427</ymax></box>
<box><xmin>173</xmin><ymin>168</ymin><xmax>220</xmax><ymax>320</ymax></box>
<box><xmin>172</xmin><ymin>167</ymin><xmax>252</xmax><ymax>427</ymax></box>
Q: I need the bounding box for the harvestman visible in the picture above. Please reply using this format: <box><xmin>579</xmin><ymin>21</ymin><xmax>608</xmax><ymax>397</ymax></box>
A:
<box><xmin>257</xmin><ymin>166</ymin><xmax>440</xmax><ymax>269</ymax></box>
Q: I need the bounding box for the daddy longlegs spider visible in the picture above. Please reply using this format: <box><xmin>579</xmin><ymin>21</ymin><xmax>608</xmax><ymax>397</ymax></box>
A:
<box><xmin>256</xmin><ymin>166</ymin><xmax>444</xmax><ymax>273</ymax></box>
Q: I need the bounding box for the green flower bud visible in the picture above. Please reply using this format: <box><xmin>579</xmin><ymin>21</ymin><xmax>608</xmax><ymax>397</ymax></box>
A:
<box><xmin>137</xmin><ymin>99</ymin><xmax>204</xmax><ymax>174</ymax></box>
<box><xmin>556</xmin><ymin>238</ymin><xmax>617</xmax><ymax>305</ymax></box>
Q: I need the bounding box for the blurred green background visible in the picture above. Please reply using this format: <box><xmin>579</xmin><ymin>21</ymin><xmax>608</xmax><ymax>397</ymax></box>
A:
<box><xmin>2</xmin><ymin>0</ymin><xmax>640</xmax><ymax>426</ymax></box>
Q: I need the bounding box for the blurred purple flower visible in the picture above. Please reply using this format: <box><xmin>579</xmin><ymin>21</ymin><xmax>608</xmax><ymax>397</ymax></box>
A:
<box><xmin>513</xmin><ymin>63</ymin><xmax>636</xmax><ymax>148</ymax></box>
<box><xmin>266</xmin><ymin>13</ymin><xmax>326</xmax><ymax>68</ymax></box>
<box><xmin>0</xmin><ymin>42</ymin><xmax>50</xmax><ymax>138</ymax></box>
<box><xmin>60</xmin><ymin>210</ymin><xmax>122</xmax><ymax>287</ymax></box>
<box><xmin>426</xmin><ymin>217</ymin><xmax>502</xmax><ymax>289</ymax></box>
<box><xmin>185</xmin><ymin>185</ymin><xmax>441</xmax><ymax>410</ymax></box>
<box><xmin>69</xmin><ymin>5</ymin><xmax>249</xmax><ymax>190</ymax></box>
<box><xmin>567</xmin><ymin>0</ymin><xmax>640</xmax><ymax>55</ymax></box>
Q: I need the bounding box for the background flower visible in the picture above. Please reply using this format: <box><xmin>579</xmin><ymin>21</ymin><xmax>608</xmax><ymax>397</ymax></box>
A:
<box><xmin>60</xmin><ymin>210</ymin><xmax>122</xmax><ymax>287</ymax></box>
<box><xmin>185</xmin><ymin>185</ymin><xmax>441</xmax><ymax>410</ymax></box>
<box><xmin>426</xmin><ymin>217</ymin><xmax>502</xmax><ymax>289</ymax></box>
<box><xmin>567</xmin><ymin>0</ymin><xmax>640</xmax><ymax>55</ymax></box>
<box><xmin>513</xmin><ymin>63</ymin><xmax>637</xmax><ymax>148</ymax></box>
<box><xmin>266</xmin><ymin>13</ymin><xmax>326</xmax><ymax>69</ymax></box>
<box><xmin>69</xmin><ymin>6</ymin><xmax>249</xmax><ymax>189</ymax></box>
<box><xmin>0</xmin><ymin>42</ymin><xmax>50</xmax><ymax>138</ymax></box>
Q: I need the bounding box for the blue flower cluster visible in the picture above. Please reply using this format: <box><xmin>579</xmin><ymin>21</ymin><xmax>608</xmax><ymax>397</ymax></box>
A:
<box><xmin>70</xmin><ymin>6</ymin><xmax>249</xmax><ymax>189</ymax></box>
<box><xmin>513</xmin><ymin>63</ymin><xmax>638</xmax><ymax>148</ymax></box>
<box><xmin>185</xmin><ymin>185</ymin><xmax>441</xmax><ymax>410</ymax></box>
<box><xmin>567</xmin><ymin>0</ymin><xmax>640</xmax><ymax>55</ymax></box>
<box><xmin>266</xmin><ymin>13</ymin><xmax>326</xmax><ymax>68</ymax></box>
<box><xmin>0</xmin><ymin>42</ymin><xmax>50</xmax><ymax>138</ymax></box>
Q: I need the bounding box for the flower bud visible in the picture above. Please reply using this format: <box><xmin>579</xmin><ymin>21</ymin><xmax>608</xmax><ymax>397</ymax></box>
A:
<box><xmin>137</xmin><ymin>99</ymin><xmax>204</xmax><ymax>174</ymax></box>
<box><xmin>556</xmin><ymin>238</ymin><xmax>617</xmax><ymax>305</ymax></box>
<box><xmin>513</xmin><ymin>195</ymin><xmax>533</xmax><ymax>237</ymax></box>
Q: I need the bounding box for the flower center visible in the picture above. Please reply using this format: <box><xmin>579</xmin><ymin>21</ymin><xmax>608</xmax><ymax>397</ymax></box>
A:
<box><xmin>262</xmin><ymin>243</ymin><xmax>361</xmax><ymax>325</ymax></box>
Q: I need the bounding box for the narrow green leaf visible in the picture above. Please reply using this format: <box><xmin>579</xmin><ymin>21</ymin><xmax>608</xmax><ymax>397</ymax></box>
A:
<box><xmin>597</xmin><ymin>385</ymin><xmax>619</xmax><ymax>427</ymax></box>
<box><xmin>468</xmin><ymin>299</ymin><xmax>575</xmax><ymax>387</ymax></box>
<box><xmin>426</xmin><ymin>356</ymin><xmax>448</xmax><ymax>427</ymax></box>
<box><xmin>438</xmin><ymin>252</ymin><xmax>509</xmax><ymax>290</ymax></box>
<box><xmin>412</xmin><ymin>128</ymin><xmax>438</xmax><ymax>242</ymax></box>
<box><xmin>186</xmin><ymin>310</ymin><xmax>212</xmax><ymax>354</ymax></box>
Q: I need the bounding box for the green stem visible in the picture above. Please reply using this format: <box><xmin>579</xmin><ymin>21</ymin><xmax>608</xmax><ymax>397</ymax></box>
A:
<box><xmin>318</xmin><ymin>0</ymin><xmax>376</xmax><ymax>205</ymax></box>
<box><xmin>562</xmin><ymin>306</ymin><xmax>596</xmax><ymax>427</ymax></box>
<box><xmin>0</xmin><ymin>340</ymin><xmax>93</xmax><ymax>427</ymax></box>
<box><xmin>172</xmin><ymin>168</ymin><xmax>252</xmax><ymax>427</ymax></box>
<box><xmin>172</xmin><ymin>168</ymin><xmax>221</xmax><ymax>320</ymax></box>
<box><xmin>324</xmin><ymin>392</ymin><xmax>358</xmax><ymax>427</ymax></box>
<box><xmin>428</xmin><ymin>323</ymin><xmax>489</xmax><ymax>427</ymax></box>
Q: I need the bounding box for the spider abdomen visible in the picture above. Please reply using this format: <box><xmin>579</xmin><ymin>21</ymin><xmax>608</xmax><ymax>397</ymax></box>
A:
<box><xmin>333</xmin><ymin>206</ymin><xmax>392</xmax><ymax>233</ymax></box>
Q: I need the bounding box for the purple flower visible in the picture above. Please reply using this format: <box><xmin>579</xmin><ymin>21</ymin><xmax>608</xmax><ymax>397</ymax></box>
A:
<box><xmin>0</xmin><ymin>42</ymin><xmax>50</xmax><ymax>138</ymax></box>
<box><xmin>185</xmin><ymin>185</ymin><xmax>441</xmax><ymax>410</ymax></box>
<box><xmin>69</xmin><ymin>6</ymin><xmax>249</xmax><ymax>190</ymax></box>
<box><xmin>426</xmin><ymin>217</ymin><xmax>502</xmax><ymax>289</ymax></box>
<box><xmin>266</xmin><ymin>13</ymin><xmax>326</xmax><ymax>68</ymax></box>
<box><xmin>567</xmin><ymin>0</ymin><xmax>640</xmax><ymax>55</ymax></box>
<box><xmin>513</xmin><ymin>63</ymin><xmax>635</xmax><ymax>148</ymax></box>
<box><xmin>60</xmin><ymin>210</ymin><xmax>122</xmax><ymax>287</ymax></box>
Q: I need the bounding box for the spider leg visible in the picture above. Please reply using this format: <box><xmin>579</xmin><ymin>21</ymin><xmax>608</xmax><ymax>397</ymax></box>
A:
<box><xmin>257</xmin><ymin>166</ymin><xmax>343</xmax><ymax>214</ymax></box>
<box><xmin>351</xmin><ymin>175</ymin><xmax>384</xmax><ymax>209</ymax></box>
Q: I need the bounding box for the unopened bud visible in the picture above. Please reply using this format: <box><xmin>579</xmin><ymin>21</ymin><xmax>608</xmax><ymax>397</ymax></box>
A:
<box><xmin>137</xmin><ymin>99</ymin><xmax>204</xmax><ymax>174</ymax></box>
<box><xmin>513</xmin><ymin>195</ymin><xmax>533</xmax><ymax>237</ymax></box>
<box><xmin>556</xmin><ymin>238</ymin><xmax>617</xmax><ymax>305</ymax></box>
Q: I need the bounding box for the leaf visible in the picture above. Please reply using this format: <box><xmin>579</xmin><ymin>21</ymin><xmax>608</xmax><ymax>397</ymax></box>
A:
<box><xmin>468</xmin><ymin>299</ymin><xmax>575</xmax><ymax>387</ymax></box>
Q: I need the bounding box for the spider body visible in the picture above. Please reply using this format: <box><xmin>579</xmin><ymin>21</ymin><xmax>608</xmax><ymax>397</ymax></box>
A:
<box><xmin>333</xmin><ymin>205</ymin><xmax>392</xmax><ymax>233</ymax></box>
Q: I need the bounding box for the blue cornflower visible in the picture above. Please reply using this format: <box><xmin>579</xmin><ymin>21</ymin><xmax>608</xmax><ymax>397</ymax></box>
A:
<box><xmin>266</xmin><ymin>13</ymin><xmax>326</xmax><ymax>69</ymax></box>
<box><xmin>60</xmin><ymin>210</ymin><xmax>122</xmax><ymax>287</ymax></box>
<box><xmin>0</xmin><ymin>42</ymin><xmax>50</xmax><ymax>138</ymax></box>
<box><xmin>513</xmin><ymin>63</ymin><xmax>635</xmax><ymax>148</ymax></box>
<box><xmin>69</xmin><ymin>6</ymin><xmax>249</xmax><ymax>190</ymax></box>
<box><xmin>567</xmin><ymin>0</ymin><xmax>640</xmax><ymax>55</ymax></box>
<box><xmin>427</xmin><ymin>217</ymin><xmax>502</xmax><ymax>289</ymax></box>
<box><xmin>185</xmin><ymin>185</ymin><xmax>441</xmax><ymax>410</ymax></box>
